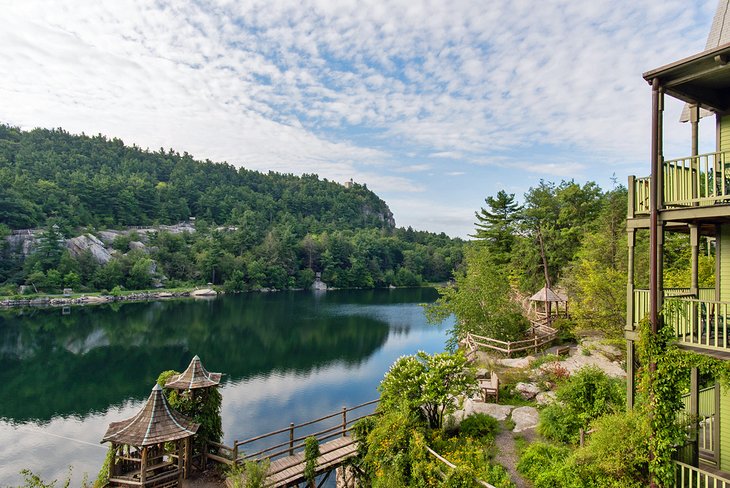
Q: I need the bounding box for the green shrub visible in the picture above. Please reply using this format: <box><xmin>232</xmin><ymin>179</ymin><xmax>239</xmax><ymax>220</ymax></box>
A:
<box><xmin>304</xmin><ymin>436</ymin><xmax>320</xmax><ymax>485</ymax></box>
<box><xmin>536</xmin><ymin>404</ymin><xmax>582</xmax><ymax>444</ymax></box>
<box><xmin>576</xmin><ymin>410</ymin><xmax>650</xmax><ymax>482</ymax></box>
<box><xmin>556</xmin><ymin>366</ymin><xmax>624</xmax><ymax>426</ymax></box>
<box><xmin>459</xmin><ymin>413</ymin><xmax>499</xmax><ymax>441</ymax></box>
<box><xmin>227</xmin><ymin>459</ymin><xmax>270</xmax><ymax>488</ymax></box>
<box><xmin>516</xmin><ymin>442</ymin><xmax>571</xmax><ymax>482</ymax></box>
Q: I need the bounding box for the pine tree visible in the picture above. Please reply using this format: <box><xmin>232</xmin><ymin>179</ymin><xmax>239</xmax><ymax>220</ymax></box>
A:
<box><xmin>471</xmin><ymin>190</ymin><xmax>522</xmax><ymax>265</ymax></box>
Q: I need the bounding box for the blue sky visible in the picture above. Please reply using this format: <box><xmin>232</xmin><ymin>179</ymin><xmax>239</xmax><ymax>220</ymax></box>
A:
<box><xmin>0</xmin><ymin>0</ymin><xmax>721</xmax><ymax>237</ymax></box>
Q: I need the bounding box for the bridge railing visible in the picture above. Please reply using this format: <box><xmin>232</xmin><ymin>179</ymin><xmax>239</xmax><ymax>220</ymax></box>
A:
<box><xmin>205</xmin><ymin>399</ymin><xmax>379</xmax><ymax>466</ymax></box>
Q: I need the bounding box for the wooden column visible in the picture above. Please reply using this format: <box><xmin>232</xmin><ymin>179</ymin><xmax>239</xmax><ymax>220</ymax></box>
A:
<box><xmin>690</xmin><ymin>225</ymin><xmax>700</xmax><ymax>296</ymax></box>
<box><xmin>691</xmin><ymin>104</ymin><xmax>700</xmax><ymax>202</ymax></box>
<box><xmin>140</xmin><ymin>446</ymin><xmax>148</xmax><ymax>485</ymax></box>
<box><xmin>626</xmin><ymin>340</ymin><xmax>635</xmax><ymax>410</ymax></box>
<box><xmin>690</xmin><ymin>368</ymin><xmax>700</xmax><ymax>464</ymax></box>
<box><xmin>650</xmin><ymin>78</ymin><xmax>665</xmax><ymax>335</ymax></box>
<box><xmin>627</xmin><ymin>229</ymin><xmax>636</xmax><ymax>332</ymax></box>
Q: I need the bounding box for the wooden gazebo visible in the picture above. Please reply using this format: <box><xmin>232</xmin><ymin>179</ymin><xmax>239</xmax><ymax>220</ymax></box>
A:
<box><xmin>101</xmin><ymin>384</ymin><xmax>199</xmax><ymax>488</ymax></box>
<box><xmin>164</xmin><ymin>355</ymin><xmax>221</xmax><ymax>390</ymax></box>
<box><xmin>529</xmin><ymin>286</ymin><xmax>569</xmax><ymax>319</ymax></box>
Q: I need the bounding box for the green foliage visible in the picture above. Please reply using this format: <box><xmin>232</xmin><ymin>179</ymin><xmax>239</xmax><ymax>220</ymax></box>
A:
<box><xmin>93</xmin><ymin>447</ymin><xmax>114</xmax><ymax>488</ymax></box>
<box><xmin>426</xmin><ymin>243</ymin><xmax>529</xmax><ymax>347</ymax></box>
<box><xmin>635</xmin><ymin>313</ymin><xmax>730</xmax><ymax>487</ymax></box>
<box><xmin>537</xmin><ymin>367</ymin><xmax>624</xmax><ymax>444</ymax></box>
<box><xmin>471</xmin><ymin>190</ymin><xmax>522</xmax><ymax>267</ymax></box>
<box><xmin>227</xmin><ymin>459</ymin><xmax>270</xmax><ymax>488</ymax></box>
<box><xmin>378</xmin><ymin>351</ymin><xmax>477</xmax><ymax>428</ymax></box>
<box><xmin>14</xmin><ymin>468</ymin><xmax>89</xmax><ymax>488</ymax></box>
<box><xmin>156</xmin><ymin>369</ymin><xmax>223</xmax><ymax>449</ymax></box>
<box><xmin>303</xmin><ymin>436</ymin><xmax>320</xmax><ymax>486</ymax></box>
<box><xmin>458</xmin><ymin>413</ymin><xmax>499</xmax><ymax>441</ymax></box>
<box><xmin>576</xmin><ymin>410</ymin><xmax>650</xmax><ymax>482</ymax></box>
<box><xmin>0</xmin><ymin>125</ymin><xmax>465</xmax><ymax>294</ymax></box>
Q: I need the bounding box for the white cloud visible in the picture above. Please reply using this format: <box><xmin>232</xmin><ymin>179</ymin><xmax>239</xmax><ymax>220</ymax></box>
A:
<box><xmin>0</xmin><ymin>0</ymin><xmax>718</xmax><ymax>237</ymax></box>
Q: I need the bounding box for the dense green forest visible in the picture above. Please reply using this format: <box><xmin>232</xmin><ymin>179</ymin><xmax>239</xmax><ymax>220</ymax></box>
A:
<box><xmin>429</xmin><ymin>179</ymin><xmax>711</xmax><ymax>341</ymax></box>
<box><xmin>0</xmin><ymin>125</ymin><xmax>463</xmax><ymax>294</ymax></box>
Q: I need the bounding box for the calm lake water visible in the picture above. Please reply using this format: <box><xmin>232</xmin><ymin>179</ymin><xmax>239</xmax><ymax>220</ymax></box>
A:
<box><xmin>0</xmin><ymin>288</ymin><xmax>450</xmax><ymax>486</ymax></box>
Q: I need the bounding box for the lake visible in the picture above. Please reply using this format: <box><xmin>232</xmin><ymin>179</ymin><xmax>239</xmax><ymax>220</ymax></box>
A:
<box><xmin>0</xmin><ymin>288</ymin><xmax>450</xmax><ymax>486</ymax></box>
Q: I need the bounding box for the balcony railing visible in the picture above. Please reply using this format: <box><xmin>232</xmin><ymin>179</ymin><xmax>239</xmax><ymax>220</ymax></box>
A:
<box><xmin>674</xmin><ymin>461</ymin><xmax>730</xmax><ymax>488</ymax></box>
<box><xmin>632</xmin><ymin>289</ymin><xmax>726</xmax><ymax>352</ymax></box>
<box><xmin>631</xmin><ymin>150</ymin><xmax>730</xmax><ymax>214</ymax></box>
<box><xmin>679</xmin><ymin>385</ymin><xmax>717</xmax><ymax>459</ymax></box>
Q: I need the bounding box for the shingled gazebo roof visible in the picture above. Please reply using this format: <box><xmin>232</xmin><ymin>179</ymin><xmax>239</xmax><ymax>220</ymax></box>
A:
<box><xmin>529</xmin><ymin>286</ymin><xmax>567</xmax><ymax>303</ymax></box>
<box><xmin>101</xmin><ymin>384</ymin><xmax>199</xmax><ymax>447</ymax></box>
<box><xmin>164</xmin><ymin>355</ymin><xmax>221</xmax><ymax>390</ymax></box>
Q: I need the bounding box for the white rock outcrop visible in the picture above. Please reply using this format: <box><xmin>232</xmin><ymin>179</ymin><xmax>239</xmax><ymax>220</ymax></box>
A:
<box><xmin>65</xmin><ymin>234</ymin><xmax>112</xmax><ymax>264</ymax></box>
<box><xmin>514</xmin><ymin>382</ymin><xmax>541</xmax><ymax>400</ymax></box>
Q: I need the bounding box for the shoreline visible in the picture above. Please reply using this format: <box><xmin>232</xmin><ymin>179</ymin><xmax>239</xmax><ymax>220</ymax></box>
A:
<box><xmin>0</xmin><ymin>283</ymin><xmax>445</xmax><ymax>311</ymax></box>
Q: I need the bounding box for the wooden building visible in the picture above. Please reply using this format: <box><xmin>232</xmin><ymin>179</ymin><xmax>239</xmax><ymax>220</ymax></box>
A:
<box><xmin>625</xmin><ymin>0</ymin><xmax>730</xmax><ymax>483</ymax></box>
<box><xmin>528</xmin><ymin>286</ymin><xmax>568</xmax><ymax>320</ymax></box>
<box><xmin>101</xmin><ymin>384</ymin><xmax>199</xmax><ymax>488</ymax></box>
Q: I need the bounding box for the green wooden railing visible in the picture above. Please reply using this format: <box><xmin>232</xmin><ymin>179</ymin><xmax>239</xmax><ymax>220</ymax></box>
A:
<box><xmin>632</xmin><ymin>289</ymin><xmax>715</xmax><ymax>327</ymax></box>
<box><xmin>631</xmin><ymin>150</ymin><xmax>730</xmax><ymax>214</ymax></box>
<box><xmin>679</xmin><ymin>386</ymin><xmax>716</xmax><ymax>456</ymax></box>
<box><xmin>632</xmin><ymin>289</ymin><xmax>728</xmax><ymax>352</ymax></box>
<box><xmin>674</xmin><ymin>460</ymin><xmax>730</xmax><ymax>487</ymax></box>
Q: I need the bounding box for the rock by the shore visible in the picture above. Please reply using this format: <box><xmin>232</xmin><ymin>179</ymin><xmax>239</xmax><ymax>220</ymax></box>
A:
<box><xmin>511</xmin><ymin>406</ymin><xmax>539</xmax><ymax>432</ymax></box>
<box><xmin>192</xmin><ymin>288</ymin><xmax>217</xmax><ymax>297</ymax></box>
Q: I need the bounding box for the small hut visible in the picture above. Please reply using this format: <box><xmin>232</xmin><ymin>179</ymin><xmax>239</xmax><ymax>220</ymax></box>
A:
<box><xmin>165</xmin><ymin>355</ymin><xmax>221</xmax><ymax>390</ymax></box>
<box><xmin>529</xmin><ymin>286</ymin><xmax>569</xmax><ymax>320</ymax></box>
<box><xmin>101</xmin><ymin>384</ymin><xmax>199</xmax><ymax>488</ymax></box>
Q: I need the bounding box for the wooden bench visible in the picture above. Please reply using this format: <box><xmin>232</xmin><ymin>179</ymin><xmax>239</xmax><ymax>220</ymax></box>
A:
<box><xmin>478</xmin><ymin>373</ymin><xmax>499</xmax><ymax>403</ymax></box>
<box><xmin>556</xmin><ymin>346</ymin><xmax>571</xmax><ymax>357</ymax></box>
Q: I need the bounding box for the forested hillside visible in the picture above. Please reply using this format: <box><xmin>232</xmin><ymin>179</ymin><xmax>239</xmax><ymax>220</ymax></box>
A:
<box><xmin>0</xmin><ymin>125</ymin><xmax>463</xmax><ymax>294</ymax></box>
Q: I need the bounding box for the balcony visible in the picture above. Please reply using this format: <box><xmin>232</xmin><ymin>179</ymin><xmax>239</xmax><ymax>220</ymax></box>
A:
<box><xmin>630</xmin><ymin>150</ymin><xmax>730</xmax><ymax>216</ymax></box>
<box><xmin>632</xmin><ymin>289</ymin><xmax>730</xmax><ymax>353</ymax></box>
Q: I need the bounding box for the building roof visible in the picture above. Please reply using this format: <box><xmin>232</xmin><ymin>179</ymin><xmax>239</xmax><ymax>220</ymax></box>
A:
<box><xmin>101</xmin><ymin>384</ymin><xmax>199</xmax><ymax>446</ymax></box>
<box><xmin>679</xmin><ymin>0</ymin><xmax>730</xmax><ymax>121</ymax></box>
<box><xmin>529</xmin><ymin>286</ymin><xmax>567</xmax><ymax>303</ymax></box>
<box><xmin>164</xmin><ymin>355</ymin><xmax>222</xmax><ymax>390</ymax></box>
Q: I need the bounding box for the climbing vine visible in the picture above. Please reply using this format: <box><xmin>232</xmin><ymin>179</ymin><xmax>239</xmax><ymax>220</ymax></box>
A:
<box><xmin>304</xmin><ymin>436</ymin><xmax>320</xmax><ymax>487</ymax></box>
<box><xmin>636</xmin><ymin>312</ymin><xmax>730</xmax><ymax>487</ymax></box>
<box><xmin>156</xmin><ymin>370</ymin><xmax>223</xmax><ymax>449</ymax></box>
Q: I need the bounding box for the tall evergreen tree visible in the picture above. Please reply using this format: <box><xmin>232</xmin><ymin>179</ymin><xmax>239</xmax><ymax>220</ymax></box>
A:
<box><xmin>471</xmin><ymin>190</ymin><xmax>522</xmax><ymax>266</ymax></box>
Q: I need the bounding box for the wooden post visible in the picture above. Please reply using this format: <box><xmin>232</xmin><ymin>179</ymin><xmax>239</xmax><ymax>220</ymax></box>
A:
<box><xmin>233</xmin><ymin>440</ymin><xmax>239</xmax><ymax>464</ymax></box>
<box><xmin>534</xmin><ymin>335</ymin><xmax>538</xmax><ymax>353</ymax></box>
<box><xmin>202</xmin><ymin>439</ymin><xmax>207</xmax><ymax>469</ymax></box>
<box><xmin>626</xmin><ymin>229</ymin><xmax>636</xmax><ymax>332</ymax></box>
<box><xmin>628</xmin><ymin>175</ymin><xmax>636</xmax><ymax>219</ymax></box>
<box><xmin>691</xmin><ymin>368</ymin><xmax>699</xmax><ymax>464</ymax></box>
<box><xmin>342</xmin><ymin>407</ymin><xmax>347</xmax><ymax>437</ymax></box>
<box><xmin>691</xmin><ymin>104</ymin><xmax>699</xmax><ymax>203</ymax></box>
<box><xmin>140</xmin><ymin>446</ymin><xmax>148</xmax><ymax>485</ymax></box>
<box><xmin>579</xmin><ymin>428</ymin><xmax>585</xmax><ymax>447</ymax></box>
<box><xmin>289</xmin><ymin>423</ymin><xmax>295</xmax><ymax>456</ymax></box>
<box><xmin>178</xmin><ymin>440</ymin><xmax>185</xmax><ymax>482</ymax></box>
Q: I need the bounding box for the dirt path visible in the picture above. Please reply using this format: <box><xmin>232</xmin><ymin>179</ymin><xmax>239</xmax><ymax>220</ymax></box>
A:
<box><xmin>494</xmin><ymin>423</ymin><xmax>533</xmax><ymax>488</ymax></box>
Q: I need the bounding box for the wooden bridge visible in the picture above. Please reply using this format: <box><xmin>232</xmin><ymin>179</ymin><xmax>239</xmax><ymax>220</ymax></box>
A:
<box><xmin>206</xmin><ymin>399</ymin><xmax>378</xmax><ymax>487</ymax></box>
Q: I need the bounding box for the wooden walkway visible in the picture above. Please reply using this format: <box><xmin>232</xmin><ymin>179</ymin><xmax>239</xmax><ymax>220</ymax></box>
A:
<box><xmin>264</xmin><ymin>436</ymin><xmax>356</xmax><ymax>487</ymax></box>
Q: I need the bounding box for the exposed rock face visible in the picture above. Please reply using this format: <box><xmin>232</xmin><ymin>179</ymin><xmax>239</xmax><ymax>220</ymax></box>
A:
<box><xmin>65</xmin><ymin>234</ymin><xmax>112</xmax><ymax>264</ymax></box>
<box><xmin>498</xmin><ymin>356</ymin><xmax>534</xmax><ymax>368</ymax></box>
<box><xmin>191</xmin><ymin>288</ymin><xmax>217</xmax><ymax>297</ymax></box>
<box><xmin>511</xmin><ymin>406</ymin><xmax>540</xmax><ymax>432</ymax></box>
<box><xmin>129</xmin><ymin>241</ymin><xmax>146</xmax><ymax>251</ymax></box>
<box><xmin>6</xmin><ymin>230</ymin><xmax>40</xmax><ymax>257</ymax></box>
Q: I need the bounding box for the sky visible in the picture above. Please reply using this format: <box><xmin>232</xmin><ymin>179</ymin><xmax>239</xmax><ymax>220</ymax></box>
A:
<box><xmin>0</xmin><ymin>0</ymin><xmax>722</xmax><ymax>237</ymax></box>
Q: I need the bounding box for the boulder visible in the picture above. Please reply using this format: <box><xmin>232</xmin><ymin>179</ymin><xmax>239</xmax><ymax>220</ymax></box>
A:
<box><xmin>514</xmin><ymin>382</ymin><xmax>541</xmax><ymax>400</ymax></box>
<box><xmin>535</xmin><ymin>391</ymin><xmax>557</xmax><ymax>406</ymax></box>
<box><xmin>511</xmin><ymin>406</ymin><xmax>540</xmax><ymax>432</ymax></box>
<box><xmin>129</xmin><ymin>241</ymin><xmax>146</xmax><ymax>251</ymax></box>
<box><xmin>66</xmin><ymin>234</ymin><xmax>112</xmax><ymax>264</ymax></box>
<box><xmin>498</xmin><ymin>356</ymin><xmax>534</xmax><ymax>368</ymax></box>
<box><xmin>192</xmin><ymin>288</ymin><xmax>217</xmax><ymax>297</ymax></box>
<box><xmin>462</xmin><ymin>399</ymin><xmax>513</xmax><ymax>421</ymax></box>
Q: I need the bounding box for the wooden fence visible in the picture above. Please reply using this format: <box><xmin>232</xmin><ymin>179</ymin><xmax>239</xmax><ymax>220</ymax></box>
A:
<box><xmin>425</xmin><ymin>446</ymin><xmax>497</xmax><ymax>488</ymax></box>
<box><xmin>466</xmin><ymin>323</ymin><xmax>558</xmax><ymax>357</ymax></box>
